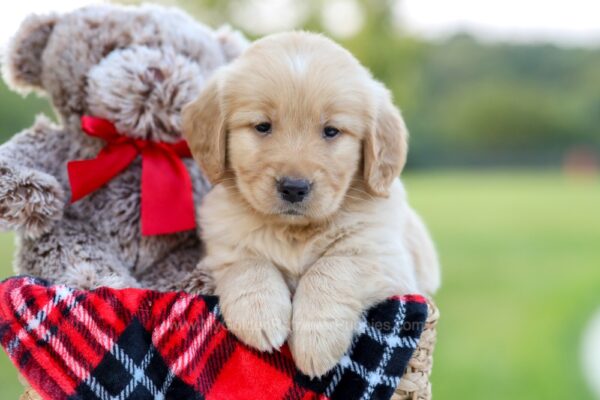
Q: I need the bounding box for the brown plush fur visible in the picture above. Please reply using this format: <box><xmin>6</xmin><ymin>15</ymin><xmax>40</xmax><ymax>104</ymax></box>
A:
<box><xmin>0</xmin><ymin>4</ymin><xmax>247</xmax><ymax>291</ymax></box>
<box><xmin>183</xmin><ymin>32</ymin><xmax>440</xmax><ymax>377</ymax></box>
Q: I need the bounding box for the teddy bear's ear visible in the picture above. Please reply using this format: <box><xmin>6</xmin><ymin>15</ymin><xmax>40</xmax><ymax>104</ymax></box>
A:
<box><xmin>2</xmin><ymin>13</ymin><xmax>59</xmax><ymax>94</ymax></box>
<box><xmin>216</xmin><ymin>25</ymin><xmax>249</xmax><ymax>62</ymax></box>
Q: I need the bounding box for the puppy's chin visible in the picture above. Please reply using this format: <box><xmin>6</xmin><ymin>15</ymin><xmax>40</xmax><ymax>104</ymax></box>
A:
<box><xmin>245</xmin><ymin>196</ymin><xmax>333</xmax><ymax>225</ymax></box>
<box><xmin>257</xmin><ymin>202</ymin><xmax>317</xmax><ymax>225</ymax></box>
<box><xmin>274</xmin><ymin>212</ymin><xmax>313</xmax><ymax>225</ymax></box>
<box><xmin>271</xmin><ymin>201</ymin><xmax>345</xmax><ymax>226</ymax></box>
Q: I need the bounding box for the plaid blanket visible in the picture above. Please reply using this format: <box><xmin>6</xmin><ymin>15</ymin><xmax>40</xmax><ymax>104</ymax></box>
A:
<box><xmin>0</xmin><ymin>276</ymin><xmax>427</xmax><ymax>400</ymax></box>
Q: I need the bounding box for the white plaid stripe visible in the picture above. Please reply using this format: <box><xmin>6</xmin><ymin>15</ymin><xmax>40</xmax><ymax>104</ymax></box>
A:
<box><xmin>172</xmin><ymin>307</ymin><xmax>218</xmax><ymax>375</ymax></box>
<box><xmin>159</xmin><ymin>370</ymin><xmax>177</xmax><ymax>397</ymax></box>
<box><xmin>152</xmin><ymin>297</ymin><xmax>191</xmax><ymax>344</ymax></box>
<box><xmin>84</xmin><ymin>375</ymin><xmax>118</xmax><ymax>400</ymax></box>
<box><xmin>357</xmin><ymin>319</ymin><xmax>418</xmax><ymax>349</ymax></box>
<box><xmin>69</xmin><ymin>300</ymin><xmax>116</xmax><ymax>350</ymax></box>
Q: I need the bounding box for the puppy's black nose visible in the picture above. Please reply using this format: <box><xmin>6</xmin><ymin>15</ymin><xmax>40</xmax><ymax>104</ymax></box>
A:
<box><xmin>277</xmin><ymin>177</ymin><xmax>311</xmax><ymax>203</ymax></box>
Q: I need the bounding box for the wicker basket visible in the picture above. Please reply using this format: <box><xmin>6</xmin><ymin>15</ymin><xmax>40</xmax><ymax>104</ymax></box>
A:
<box><xmin>19</xmin><ymin>300</ymin><xmax>439</xmax><ymax>400</ymax></box>
<box><xmin>18</xmin><ymin>375</ymin><xmax>40</xmax><ymax>400</ymax></box>
<box><xmin>19</xmin><ymin>388</ymin><xmax>40</xmax><ymax>400</ymax></box>
<box><xmin>392</xmin><ymin>299</ymin><xmax>439</xmax><ymax>400</ymax></box>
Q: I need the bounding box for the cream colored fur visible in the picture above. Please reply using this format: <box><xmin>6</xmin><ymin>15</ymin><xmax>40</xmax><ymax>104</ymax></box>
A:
<box><xmin>183</xmin><ymin>31</ymin><xmax>440</xmax><ymax>377</ymax></box>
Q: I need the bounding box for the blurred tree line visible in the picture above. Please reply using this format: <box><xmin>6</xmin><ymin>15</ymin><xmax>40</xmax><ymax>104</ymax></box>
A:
<box><xmin>1</xmin><ymin>0</ymin><xmax>598</xmax><ymax>169</ymax></box>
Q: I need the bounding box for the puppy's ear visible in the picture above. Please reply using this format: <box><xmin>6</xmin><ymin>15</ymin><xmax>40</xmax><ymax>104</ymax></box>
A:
<box><xmin>2</xmin><ymin>13</ymin><xmax>59</xmax><ymax>94</ymax></box>
<box><xmin>183</xmin><ymin>73</ymin><xmax>228</xmax><ymax>184</ymax></box>
<box><xmin>363</xmin><ymin>84</ymin><xmax>408</xmax><ymax>197</ymax></box>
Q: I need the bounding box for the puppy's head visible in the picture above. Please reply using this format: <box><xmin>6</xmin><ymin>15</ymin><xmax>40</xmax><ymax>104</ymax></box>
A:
<box><xmin>184</xmin><ymin>32</ymin><xmax>407</xmax><ymax>223</ymax></box>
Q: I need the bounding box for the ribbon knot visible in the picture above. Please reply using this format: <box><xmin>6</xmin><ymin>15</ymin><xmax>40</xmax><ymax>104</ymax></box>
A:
<box><xmin>68</xmin><ymin>116</ymin><xmax>196</xmax><ymax>236</ymax></box>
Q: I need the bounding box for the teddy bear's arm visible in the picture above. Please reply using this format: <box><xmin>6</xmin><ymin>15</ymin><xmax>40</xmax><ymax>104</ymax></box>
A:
<box><xmin>0</xmin><ymin>116</ymin><xmax>69</xmax><ymax>238</ymax></box>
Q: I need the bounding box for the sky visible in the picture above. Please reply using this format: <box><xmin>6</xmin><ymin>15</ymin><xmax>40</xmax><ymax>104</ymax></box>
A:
<box><xmin>0</xmin><ymin>0</ymin><xmax>599</xmax><ymax>49</ymax></box>
<box><xmin>399</xmin><ymin>0</ymin><xmax>600</xmax><ymax>46</ymax></box>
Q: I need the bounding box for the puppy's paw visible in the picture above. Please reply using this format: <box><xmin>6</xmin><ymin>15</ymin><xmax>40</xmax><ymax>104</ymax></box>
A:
<box><xmin>221</xmin><ymin>290</ymin><xmax>291</xmax><ymax>352</ymax></box>
<box><xmin>290</xmin><ymin>300</ymin><xmax>360</xmax><ymax>378</ymax></box>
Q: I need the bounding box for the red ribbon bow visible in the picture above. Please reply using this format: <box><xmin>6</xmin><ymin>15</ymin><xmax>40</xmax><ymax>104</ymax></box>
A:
<box><xmin>68</xmin><ymin>116</ymin><xmax>196</xmax><ymax>236</ymax></box>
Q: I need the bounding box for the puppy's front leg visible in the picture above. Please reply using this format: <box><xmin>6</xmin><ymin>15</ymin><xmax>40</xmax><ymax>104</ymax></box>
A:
<box><xmin>214</xmin><ymin>259</ymin><xmax>292</xmax><ymax>352</ymax></box>
<box><xmin>290</xmin><ymin>256</ymin><xmax>392</xmax><ymax>377</ymax></box>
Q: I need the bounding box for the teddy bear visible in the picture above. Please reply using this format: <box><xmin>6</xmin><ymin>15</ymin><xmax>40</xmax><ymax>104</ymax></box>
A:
<box><xmin>0</xmin><ymin>4</ymin><xmax>247</xmax><ymax>292</ymax></box>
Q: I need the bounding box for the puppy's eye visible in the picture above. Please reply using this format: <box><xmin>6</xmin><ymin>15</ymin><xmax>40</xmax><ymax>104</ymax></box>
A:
<box><xmin>323</xmin><ymin>126</ymin><xmax>341</xmax><ymax>139</ymax></box>
<box><xmin>254</xmin><ymin>122</ymin><xmax>272</xmax><ymax>135</ymax></box>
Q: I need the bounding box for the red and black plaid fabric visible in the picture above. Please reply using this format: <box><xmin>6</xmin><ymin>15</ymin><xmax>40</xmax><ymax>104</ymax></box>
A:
<box><xmin>0</xmin><ymin>276</ymin><xmax>427</xmax><ymax>400</ymax></box>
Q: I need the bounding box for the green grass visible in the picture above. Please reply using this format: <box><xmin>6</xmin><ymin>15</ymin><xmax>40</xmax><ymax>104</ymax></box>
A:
<box><xmin>0</xmin><ymin>233</ymin><xmax>19</xmax><ymax>399</ymax></box>
<box><xmin>1</xmin><ymin>170</ymin><xmax>599</xmax><ymax>399</ymax></box>
<box><xmin>404</xmin><ymin>170</ymin><xmax>600</xmax><ymax>399</ymax></box>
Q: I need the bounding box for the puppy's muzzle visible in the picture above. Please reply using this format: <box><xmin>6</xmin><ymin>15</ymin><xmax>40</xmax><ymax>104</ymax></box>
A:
<box><xmin>277</xmin><ymin>177</ymin><xmax>312</xmax><ymax>203</ymax></box>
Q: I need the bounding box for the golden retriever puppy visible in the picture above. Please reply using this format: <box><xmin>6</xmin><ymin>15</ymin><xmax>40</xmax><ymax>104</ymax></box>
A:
<box><xmin>182</xmin><ymin>31</ymin><xmax>440</xmax><ymax>377</ymax></box>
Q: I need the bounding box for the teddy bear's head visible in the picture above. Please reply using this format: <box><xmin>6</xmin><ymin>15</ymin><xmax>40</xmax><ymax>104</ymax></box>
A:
<box><xmin>2</xmin><ymin>4</ymin><xmax>247</xmax><ymax>142</ymax></box>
